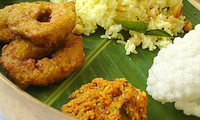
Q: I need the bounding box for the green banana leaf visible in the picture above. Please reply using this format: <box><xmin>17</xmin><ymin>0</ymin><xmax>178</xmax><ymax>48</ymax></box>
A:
<box><xmin>1</xmin><ymin>0</ymin><xmax>200</xmax><ymax>119</ymax></box>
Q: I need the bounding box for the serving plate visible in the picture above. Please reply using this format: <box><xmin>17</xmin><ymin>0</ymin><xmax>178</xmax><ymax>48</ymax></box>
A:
<box><xmin>0</xmin><ymin>0</ymin><xmax>200</xmax><ymax>120</ymax></box>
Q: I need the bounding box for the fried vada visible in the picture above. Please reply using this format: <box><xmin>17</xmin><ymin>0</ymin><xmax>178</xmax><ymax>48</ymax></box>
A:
<box><xmin>5</xmin><ymin>1</ymin><xmax>76</xmax><ymax>46</ymax></box>
<box><xmin>0</xmin><ymin>35</ymin><xmax>85</xmax><ymax>89</ymax></box>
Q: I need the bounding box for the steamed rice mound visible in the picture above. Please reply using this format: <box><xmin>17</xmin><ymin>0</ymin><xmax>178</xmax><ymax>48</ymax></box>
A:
<box><xmin>146</xmin><ymin>24</ymin><xmax>200</xmax><ymax>117</ymax></box>
<box><xmin>50</xmin><ymin>0</ymin><xmax>185</xmax><ymax>55</ymax></box>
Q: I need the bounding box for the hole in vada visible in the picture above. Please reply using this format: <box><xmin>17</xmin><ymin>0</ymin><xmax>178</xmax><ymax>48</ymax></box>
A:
<box><xmin>37</xmin><ymin>9</ymin><xmax>52</xmax><ymax>22</ymax></box>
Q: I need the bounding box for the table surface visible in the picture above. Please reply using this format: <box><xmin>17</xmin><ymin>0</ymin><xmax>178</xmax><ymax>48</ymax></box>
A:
<box><xmin>189</xmin><ymin>0</ymin><xmax>200</xmax><ymax>10</ymax></box>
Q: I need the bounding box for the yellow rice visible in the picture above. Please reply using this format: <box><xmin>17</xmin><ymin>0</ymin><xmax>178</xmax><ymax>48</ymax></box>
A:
<box><xmin>51</xmin><ymin>0</ymin><xmax>185</xmax><ymax>55</ymax></box>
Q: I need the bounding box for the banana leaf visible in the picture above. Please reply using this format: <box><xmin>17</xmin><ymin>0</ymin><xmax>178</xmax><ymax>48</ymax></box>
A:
<box><xmin>0</xmin><ymin>0</ymin><xmax>200</xmax><ymax>119</ymax></box>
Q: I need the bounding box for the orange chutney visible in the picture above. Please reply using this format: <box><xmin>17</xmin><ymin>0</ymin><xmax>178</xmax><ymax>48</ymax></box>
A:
<box><xmin>62</xmin><ymin>78</ymin><xmax>147</xmax><ymax>120</ymax></box>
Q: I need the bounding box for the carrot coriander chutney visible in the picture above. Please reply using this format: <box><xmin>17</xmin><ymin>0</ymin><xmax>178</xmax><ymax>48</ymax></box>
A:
<box><xmin>62</xmin><ymin>78</ymin><xmax>147</xmax><ymax>120</ymax></box>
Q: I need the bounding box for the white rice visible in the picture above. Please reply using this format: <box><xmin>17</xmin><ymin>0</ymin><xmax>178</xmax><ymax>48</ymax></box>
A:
<box><xmin>50</xmin><ymin>0</ymin><xmax>185</xmax><ymax>55</ymax></box>
<box><xmin>146</xmin><ymin>24</ymin><xmax>200</xmax><ymax>117</ymax></box>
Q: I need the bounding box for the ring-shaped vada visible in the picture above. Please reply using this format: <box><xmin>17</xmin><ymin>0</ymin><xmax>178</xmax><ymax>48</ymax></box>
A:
<box><xmin>0</xmin><ymin>35</ymin><xmax>85</xmax><ymax>89</ymax></box>
<box><xmin>7</xmin><ymin>1</ymin><xmax>76</xmax><ymax>46</ymax></box>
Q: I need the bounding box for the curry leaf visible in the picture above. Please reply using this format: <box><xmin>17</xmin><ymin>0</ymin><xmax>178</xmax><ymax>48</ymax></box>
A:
<box><xmin>145</xmin><ymin>29</ymin><xmax>173</xmax><ymax>37</ymax></box>
<box><xmin>114</xmin><ymin>19</ymin><xmax>148</xmax><ymax>33</ymax></box>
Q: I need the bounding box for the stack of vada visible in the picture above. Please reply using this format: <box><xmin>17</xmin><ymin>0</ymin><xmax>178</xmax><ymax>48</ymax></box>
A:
<box><xmin>0</xmin><ymin>1</ymin><xmax>85</xmax><ymax>89</ymax></box>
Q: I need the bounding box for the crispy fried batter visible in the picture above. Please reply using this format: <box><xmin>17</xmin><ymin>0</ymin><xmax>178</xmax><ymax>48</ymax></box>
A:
<box><xmin>62</xmin><ymin>78</ymin><xmax>147</xmax><ymax>120</ymax></box>
<box><xmin>0</xmin><ymin>35</ymin><xmax>85</xmax><ymax>89</ymax></box>
<box><xmin>0</xmin><ymin>5</ymin><xmax>15</xmax><ymax>43</ymax></box>
<box><xmin>0</xmin><ymin>1</ymin><xmax>84</xmax><ymax>89</ymax></box>
<box><xmin>6</xmin><ymin>1</ymin><xmax>76</xmax><ymax>46</ymax></box>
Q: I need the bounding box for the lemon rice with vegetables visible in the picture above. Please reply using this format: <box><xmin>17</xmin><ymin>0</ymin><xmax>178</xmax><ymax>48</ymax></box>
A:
<box><xmin>51</xmin><ymin>0</ymin><xmax>190</xmax><ymax>55</ymax></box>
